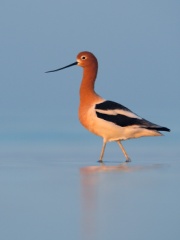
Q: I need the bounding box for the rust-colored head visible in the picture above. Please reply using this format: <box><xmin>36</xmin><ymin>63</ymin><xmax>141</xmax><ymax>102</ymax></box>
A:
<box><xmin>76</xmin><ymin>51</ymin><xmax>98</xmax><ymax>68</ymax></box>
<box><xmin>45</xmin><ymin>51</ymin><xmax>98</xmax><ymax>73</ymax></box>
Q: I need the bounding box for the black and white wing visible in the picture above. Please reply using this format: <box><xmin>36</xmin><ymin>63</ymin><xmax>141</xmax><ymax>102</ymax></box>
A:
<box><xmin>95</xmin><ymin>100</ymin><xmax>170</xmax><ymax>132</ymax></box>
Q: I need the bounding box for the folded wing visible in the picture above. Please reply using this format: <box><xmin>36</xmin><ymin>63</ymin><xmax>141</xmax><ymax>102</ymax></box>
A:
<box><xmin>95</xmin><ymin>100</ymin><xmax>170</xmax><ymax>132</ymax></box>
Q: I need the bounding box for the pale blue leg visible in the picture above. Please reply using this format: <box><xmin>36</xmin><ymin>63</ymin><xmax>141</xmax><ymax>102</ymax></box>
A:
<box><xmin>98</xmin><ymin>140</ymin><xmax>107</xmax><ymax>162</ymax></box>
<box><xmin>117</xmin><ymin>141</ymin><xmax>131</xmax><ymax>162</ymax></box>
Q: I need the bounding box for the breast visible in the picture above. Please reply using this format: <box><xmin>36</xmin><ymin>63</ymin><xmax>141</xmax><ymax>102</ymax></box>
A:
<box><xmin>78</xmin><ymin>95</ymin><xmax>104</xmax><ymax>132</ymax></box>
<box><xmin>78</xmin><ymin>103</ymin><xmax>120</xmax><ymax>140</ymax></box>
<box><xmin>78</xmin><ymin>103</ymin><xmax>96</xmax><ymax>132</ymax></box>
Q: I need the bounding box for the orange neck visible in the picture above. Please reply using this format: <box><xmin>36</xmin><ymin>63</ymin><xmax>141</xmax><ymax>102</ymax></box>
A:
<box><xmin>79</xmin><ymin>61</ymin><xmax>99</xmax><ymax>104</ymax></box>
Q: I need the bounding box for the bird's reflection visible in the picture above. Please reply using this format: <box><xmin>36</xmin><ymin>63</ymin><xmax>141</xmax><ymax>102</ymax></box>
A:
<box><xmin>80</xmin><ymin>162</ymin><xmax>135</xmax><ymax>240</ymax></box>
<box><xmin>80</xmin><ymin>169</ymin><xmax>98</xmax><ymax>240</ymax></box>
<box><xmin>81</xmin><ymin>162</ymin><xmax>146</xmax><ymax>173</ymax></box>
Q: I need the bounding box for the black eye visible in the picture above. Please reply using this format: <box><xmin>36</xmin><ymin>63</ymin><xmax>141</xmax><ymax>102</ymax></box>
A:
<box><xmin>81</xmin><ymin>56</ymin><xmax>86</xmax><ymax>60</ymax></box>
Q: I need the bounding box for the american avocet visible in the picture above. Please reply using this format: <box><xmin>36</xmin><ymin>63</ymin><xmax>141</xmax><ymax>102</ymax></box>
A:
<box><xmin>46</xmin><ymin>51</ymin><xmax>170</xmax><ymax>162</ymax></box>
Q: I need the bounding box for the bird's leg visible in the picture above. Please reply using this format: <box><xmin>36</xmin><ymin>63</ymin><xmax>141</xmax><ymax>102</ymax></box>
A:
<box><xmin>117</xmin><ymin>141</ymin><xmax>131</xmax><ymax>162</ymax></box>
<box><xmin>98</xmin><ymin>141</ymin><xmax>107</xmax><ymax>162</ymax></box>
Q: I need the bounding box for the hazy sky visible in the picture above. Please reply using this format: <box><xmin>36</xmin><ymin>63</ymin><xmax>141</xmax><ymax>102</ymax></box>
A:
<box><xmin>0</xmin><ymin>0</ymin><xmax>179</xmax><ymax>131</ymax></box>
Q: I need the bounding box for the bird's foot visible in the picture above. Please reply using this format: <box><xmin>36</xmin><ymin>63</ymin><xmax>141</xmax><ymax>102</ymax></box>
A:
<box><xmin>97</xmin><ymin>159</ymin><xmax>105</xmax><ymax>165</ymax></box>
<box><xmin>97</xmin><ymin>159</ymin><xmax>103</xmax><ymax>163</ymax></box>
<box><xmin>125</xmin><ymin>157</ymin><xmax>131</xmax><ymax>163</ymax></box>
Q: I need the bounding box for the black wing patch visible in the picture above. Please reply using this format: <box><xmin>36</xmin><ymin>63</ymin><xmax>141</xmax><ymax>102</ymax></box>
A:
<box><xmin>95</xmin><ymin>100</ymin><xmax>131</xmax><ymax>112</ymax></box>
<box><xmin>96</xmin><ymin>111</ymin><xmax>143</xmax><ymax>127</ymax></box>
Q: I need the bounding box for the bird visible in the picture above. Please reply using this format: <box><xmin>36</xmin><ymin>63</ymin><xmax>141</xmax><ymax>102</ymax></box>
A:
<box><xmin>46</xmin><ymin>51</ymin><xmax>170</xmax><ymax>162</ymax></box>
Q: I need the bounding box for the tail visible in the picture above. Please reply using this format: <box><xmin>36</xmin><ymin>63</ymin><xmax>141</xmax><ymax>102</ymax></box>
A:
<box><xmin>140</xmin><ymin>118</ymin><xmax>170</xmax><ymax>133</ymax></box>
<box><xmin>139</xmin><ymin>125</ymin><xmax>170</xmax><ymax>137</ymax></box>
<box><xmin>146</xmin><ymin>126</ymin><xmax>170</xmax><ymax>132</ymax></box>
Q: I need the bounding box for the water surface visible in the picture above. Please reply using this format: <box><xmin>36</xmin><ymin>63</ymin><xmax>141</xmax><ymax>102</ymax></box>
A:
<box><xmin>0</xmin><ymin>115</ymin><xmax>179</xmax><ymax>240</ymax></box>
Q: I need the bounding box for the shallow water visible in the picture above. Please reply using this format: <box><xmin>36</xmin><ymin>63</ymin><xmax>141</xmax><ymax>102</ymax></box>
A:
<box><xmin>0</xmin><ymin>116</ymin><xmax>179</xmax><ymax>240</ymax></box>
